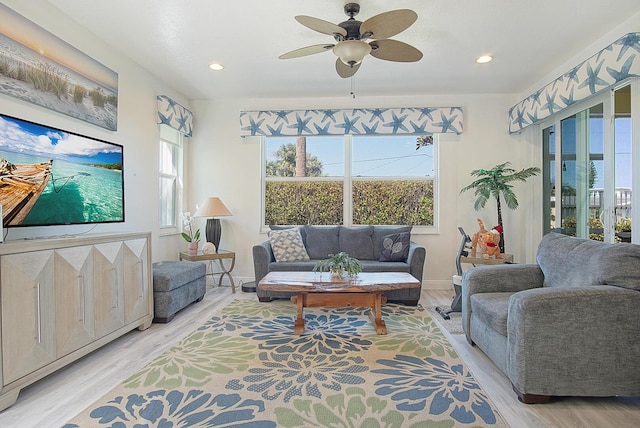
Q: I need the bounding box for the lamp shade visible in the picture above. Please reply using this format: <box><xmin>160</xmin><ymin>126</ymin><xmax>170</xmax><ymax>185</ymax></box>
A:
<box><xmin>194</xmin><ymin>197</ymin><xmax>232</xmax><ymax>218</ymax></box>
<box><xmin>333</xmin><ymin>40</ymin><xmax>371</xmax><ymax>67</ymax></box>
<box><xmin>194</xmin><ymin>197</ymin><xmax>232</xmax><ymax>252</ymax></box>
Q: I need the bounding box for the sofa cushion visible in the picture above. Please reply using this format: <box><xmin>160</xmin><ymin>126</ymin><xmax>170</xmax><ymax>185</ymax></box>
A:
<box><xmin>371</xmin><ymin>226</ymin><xmax>412</xmax><ymax>259</ymax></box>
<box><xmin>360</xmin><ymin>260</ymin><xmax>410</xmax><ymax>273</ymax></box>
<box><xmin>304</xmin><ymin>225</ymin><xmax>340</xmax><ymax>259</ymax></box>
<box><xmin>470</xmin><ymin>292</ymin><xmax>513</xmax><ymax>337</ymax></box>
<box><xmin>339</xmin><ymin>226</ymin><xmax>375</xmax><ymax>260</ymax></box>
<box><xmin>268</xmin><ymin>260</ymin><xmax>318</xmax><ymax>271</ymax></box>
<box><xmin>268</xmin><ymin>227</ymin><xmax>310</xmax><ymax>262</ymax></box>
<box><xmin>537</xmin><ymin>233</ymin><xmax>640</xmax><ymax>291</ymax></box>
<box><xmin>379</xmin><ymin>232</ymin><xmax>410</xmax><ymax>262</ymax></box>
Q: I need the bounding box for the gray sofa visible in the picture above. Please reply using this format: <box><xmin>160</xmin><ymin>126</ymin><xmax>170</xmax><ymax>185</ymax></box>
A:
<box><xmin>253</xmin><ymin>225</ymin><xmax>426</xmax><ymax>305</ymax></box>
<box><xmin>463</xmin><ymin>232</ymin><xmax>640</xmax><ymax>403</ymax></box>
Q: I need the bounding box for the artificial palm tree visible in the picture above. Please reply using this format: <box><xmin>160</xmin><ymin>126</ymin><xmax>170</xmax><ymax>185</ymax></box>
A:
<box><xmin>460</xmin><ymin>162</ymin><xmax>540</xmax><ymax>253</ymax></box>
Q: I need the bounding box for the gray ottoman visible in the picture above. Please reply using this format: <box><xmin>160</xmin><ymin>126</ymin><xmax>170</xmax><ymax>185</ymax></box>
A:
<box><xmin>152</xmin><ymin>261</ymin><xmax>206</xmax><ymax>323</ymax></box>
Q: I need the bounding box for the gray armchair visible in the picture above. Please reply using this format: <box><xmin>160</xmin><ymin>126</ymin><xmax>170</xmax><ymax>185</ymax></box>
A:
<box><xmin>462</xmin><ymin>232</ymin><xmax>640</xmax><ymax>403</ymax></box>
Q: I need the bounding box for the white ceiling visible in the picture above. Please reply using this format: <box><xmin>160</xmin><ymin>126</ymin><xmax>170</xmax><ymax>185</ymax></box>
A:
<box><xmin>47</xmin><ymin>0</ymin><xmax>640</xmax><ymax>101</ymax></box>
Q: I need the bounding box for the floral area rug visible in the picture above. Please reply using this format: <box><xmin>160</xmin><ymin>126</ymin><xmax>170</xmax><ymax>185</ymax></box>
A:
<box><xmin>64</xmin><ymin>300</ymin><xmax>507</xmax><ymax>427</ymax></box>
<box><xmin>425</xmin><ymin>306</ymin><xmax>464</xmax><ymax>335</ymax></box>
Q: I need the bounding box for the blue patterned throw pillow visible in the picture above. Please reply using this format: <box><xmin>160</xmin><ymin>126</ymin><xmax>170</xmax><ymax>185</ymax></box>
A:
<box><xmin>379</xmin><ymin>232</ymin><xmax>410</xmax><ymax>262</ymax></box>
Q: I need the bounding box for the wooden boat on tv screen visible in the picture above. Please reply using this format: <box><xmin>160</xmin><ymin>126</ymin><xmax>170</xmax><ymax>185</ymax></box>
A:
<box><xmin>0</xmin><ymin>158</ymin><xmax>53</xmax><ymax>226</ymax></box>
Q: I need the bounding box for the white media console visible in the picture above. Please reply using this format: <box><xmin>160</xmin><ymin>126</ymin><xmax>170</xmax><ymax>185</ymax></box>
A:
<box><xmin>0</xmin><ymin>232</ymin><xmax>153</xmax><ymax>411</ymax></box>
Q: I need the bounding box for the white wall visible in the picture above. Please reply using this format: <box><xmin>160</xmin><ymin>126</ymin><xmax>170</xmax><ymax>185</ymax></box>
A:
<box><xmin>520</xmin><ymin>11</ymin><xmax>640</xmax><ymax>102</ymax></box>
<box><xmin>0</xmin><ymin>1</ymin><xmax>191</xmax><ymax>262</ymax></box>
<box><xmin>189</xmin><ymin>93</ymin><xmax>537</xmax><ymax>288</ymax></box>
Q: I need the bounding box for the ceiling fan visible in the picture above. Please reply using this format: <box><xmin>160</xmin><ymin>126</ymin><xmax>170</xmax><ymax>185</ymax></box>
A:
<box><xmin>279</xmin><ymin>2</ymin><xmax>423</xmax><ymax>78</ymax></box>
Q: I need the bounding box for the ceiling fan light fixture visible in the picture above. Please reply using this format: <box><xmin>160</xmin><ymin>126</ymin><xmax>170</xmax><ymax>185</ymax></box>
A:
<box><xmin>282</xmin><ymin>5</ymin><xmax>421</xmax><ymax>77</ymax></box>
<box><xmin>333</xmin><ymin>40</ymin><xmax>371</xmax><ymax>67</ymax></box>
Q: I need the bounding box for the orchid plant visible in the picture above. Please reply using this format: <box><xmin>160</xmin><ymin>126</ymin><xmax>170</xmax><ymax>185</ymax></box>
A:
<box><xmin>181</xmin><ymin>212</ymin><xmax>201</xmax><ymax>243</ymax></box>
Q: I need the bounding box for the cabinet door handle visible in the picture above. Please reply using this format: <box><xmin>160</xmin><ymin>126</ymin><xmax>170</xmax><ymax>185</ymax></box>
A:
<box><xmin>137</xmin><ymin>259</ymin><xmax>143</xmax><ymax>298</ymax></box>
<box><xmin>35</xmin><ymin>282</ymin><xmax>42</xmax><ymax>343</ymax></box>
<box><xmin>111</xmin><ymin>266</ymin><xmax>118</xmax><ymax>308</ymax></box>
<box><xmin>78</xmin><ymin>273</ymin><xmax>85</xmax><ymax>323</ymax></box>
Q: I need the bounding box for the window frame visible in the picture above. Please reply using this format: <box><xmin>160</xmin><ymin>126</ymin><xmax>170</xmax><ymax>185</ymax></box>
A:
<box><xmin>260</xmin><ymin>134</ymin><xmax>439</xmax><ymax>234</ymax></box>
<box><xmin>158</xmin><ymin>125</ymin><xmax>184</xmax><ymax>235</ymax></box>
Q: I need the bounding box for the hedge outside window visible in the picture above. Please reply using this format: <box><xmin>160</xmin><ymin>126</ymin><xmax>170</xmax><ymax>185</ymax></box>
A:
<box><xmin>263</xmin><ymin>134</ymin><xmax>436</xmax><ymax>227</ymax></box>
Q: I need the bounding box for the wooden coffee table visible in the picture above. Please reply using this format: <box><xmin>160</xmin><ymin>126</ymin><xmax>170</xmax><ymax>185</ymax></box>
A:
<box><xmin>257</xmin><ymin>271</ymin><xmax>420</xmax><ymax>335</ymax></box>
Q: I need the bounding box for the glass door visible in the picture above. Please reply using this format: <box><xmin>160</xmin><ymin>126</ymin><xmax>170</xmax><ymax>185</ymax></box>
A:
<box><xmin>614</xmin><ymin>85</ymin><xmax>633</xmax><ymax>242</ymax></box>
<box><xmin>561</xmin><ymin>103</ymin><xmax>605</xmax><ymax>240</ymax></box>
<box><xmin>543</xmin><ymin>84</ymin><xmax>633</xmax><ymax>243</ymax></box>
<box><xmin>542</xmin><ymin>125</ymin><xmax>556</xmax><ymax>234</ymax></box>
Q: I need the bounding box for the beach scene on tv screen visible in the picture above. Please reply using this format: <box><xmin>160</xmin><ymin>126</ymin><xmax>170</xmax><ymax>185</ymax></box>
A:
<box><xmin>0</xmin><ymin>114</ymin><xmax>123</xmax><ymax>226</ymax></box>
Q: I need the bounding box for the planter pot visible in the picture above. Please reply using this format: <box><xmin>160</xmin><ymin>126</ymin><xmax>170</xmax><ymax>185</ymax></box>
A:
<box><xmin>188</xmin><ymin>241</ymin><xmax>199</xmax><ymax>252</ymax></box>
<box><xmin>330</xmin><ymin>269</ymin><xmax>344</xmax><ymax>278</ymax></box>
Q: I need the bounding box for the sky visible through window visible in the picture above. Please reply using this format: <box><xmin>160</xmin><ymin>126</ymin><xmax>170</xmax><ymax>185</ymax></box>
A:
<box><xmin>265</xmin><ymin>135</ymin><xmax>434</xmax><ymax>177</ymax></box>
<box><xmin>554</xmin><ymin>118</ymin><xmax>632</xmax><ymax>189</ymax></box>
<box><xmin>613</xmin><ymin>118</ymin><xmax>632</xmax><ymax>189</ymax></box>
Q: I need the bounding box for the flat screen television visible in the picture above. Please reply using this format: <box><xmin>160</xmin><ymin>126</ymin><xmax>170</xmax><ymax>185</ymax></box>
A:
<box><xmin>0</xmin><ymin>113</ymin><xmax>124</xmax><ymax>227</ymax></box>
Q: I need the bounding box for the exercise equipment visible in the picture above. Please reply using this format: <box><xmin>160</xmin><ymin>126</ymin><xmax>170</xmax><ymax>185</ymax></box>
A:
<box><xmin>436</xmin><ymin>227</ymin><xmax>471</xmax><ymax>320</ymax></box>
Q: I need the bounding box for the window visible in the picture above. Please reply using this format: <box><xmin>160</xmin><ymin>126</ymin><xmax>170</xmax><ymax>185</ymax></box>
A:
<box><xmin>263</xmin><ymin>134</ymin><xmax>436</xmax><ymax>229</ymax></box>
<box><xmin>159</xmin><ymin>125</ymin><xmax>183</xmax><ymax>229</ymax></box>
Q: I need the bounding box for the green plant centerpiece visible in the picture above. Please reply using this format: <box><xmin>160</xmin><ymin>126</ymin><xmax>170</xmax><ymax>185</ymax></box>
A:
<box><xmin>313</xmin><ymin>252</ymin><xmax>363</xmax><ymax>278</ymax></box>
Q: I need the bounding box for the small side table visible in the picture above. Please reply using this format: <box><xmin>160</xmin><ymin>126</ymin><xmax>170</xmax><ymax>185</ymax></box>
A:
<box><xmin>179</xmin><ymin>249</ymin><xmax>236</xmax><ymax>293</ymax></box>
<box><xmin>451</xmin><ymin>254</ymin><xmax>514</xmax><ymax>311</ymax></box>
<box><xmin>438</xmin><ymin>254</ymin><xmax>515</xmax><ymax>319</ymax></box>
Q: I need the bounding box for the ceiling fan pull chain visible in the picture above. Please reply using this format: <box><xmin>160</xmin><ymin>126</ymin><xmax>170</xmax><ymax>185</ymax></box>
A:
<box><xmin>350</xmin><ymin>75</ymin><xmax>356</xmax><ymax>99</ymax></box>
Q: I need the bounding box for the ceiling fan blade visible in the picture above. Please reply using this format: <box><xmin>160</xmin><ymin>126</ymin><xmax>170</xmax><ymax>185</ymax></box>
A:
<box><xmin>360</xmin><ymin>9</ymin><xmax>418</xmax><ymax>40</ymax></box>
<box><xmin>370</xmin><ymin>39</ymin><xmax>423</xmax><ymax>62</ymax></box>
<box><xmin>279</xmin><ymin>44</ymin><xmax>335</xmax><ymax>59</ymax></box>
<box><xmin>295</xmin><ymin>15</ymin><xmax>347</xmax><ymax>37</ymax></box>
<box><xmin>336</xmin><ymin>58</ymin><xmax>361</xmax><ymax>78</ymax></box>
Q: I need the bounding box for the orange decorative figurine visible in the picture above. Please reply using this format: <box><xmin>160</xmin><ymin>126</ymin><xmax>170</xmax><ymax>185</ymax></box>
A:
<box><xmin>470</xmin><ymin>218</ymin><xmax>488</xmax><ymax>257</ymax></box>
<box><xmin>482</xmin><ymin>225</ymin><xmax>505</xmax><ymax>259</ymax></box>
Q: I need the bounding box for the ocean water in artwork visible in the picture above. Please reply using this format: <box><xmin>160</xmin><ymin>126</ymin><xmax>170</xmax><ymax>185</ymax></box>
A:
<box><xmin>0</xmin><ymin>150</ymin><xmax>123</xmax><ymax>225</ymax></box>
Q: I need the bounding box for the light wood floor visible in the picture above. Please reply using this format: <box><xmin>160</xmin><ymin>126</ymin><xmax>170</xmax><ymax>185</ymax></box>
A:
<box><xmin>0</xmin><ymin>286</ymin><xmax>638</xmax><ymax>427</ymax></box>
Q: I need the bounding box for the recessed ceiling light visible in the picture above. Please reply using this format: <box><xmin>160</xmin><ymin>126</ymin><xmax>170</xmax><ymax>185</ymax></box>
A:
<box><xmin>476</xmin><ymin>55</ymin><xmax>493</xmax><ymax>64</ymax></box>
<box><xmin>209</xmin><ymin>63</ymin><xmax>224</xmax><ymax>71</ymax></box>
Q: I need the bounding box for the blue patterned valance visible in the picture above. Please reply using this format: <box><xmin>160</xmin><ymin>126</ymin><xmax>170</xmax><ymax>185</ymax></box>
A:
<box><xmin>509</xmin><ymin>33</ymin><xmax>640</xmax><ymax>134</ymax></box>
<box><xmin>157</xmin><ymin>95</ymin><xmax>193</xmax><ymax>137</ymax></box>
<box><xmin>239</xmin><ymin>107</ymin><xmax>463</xmax><ymax>137</ymax></box>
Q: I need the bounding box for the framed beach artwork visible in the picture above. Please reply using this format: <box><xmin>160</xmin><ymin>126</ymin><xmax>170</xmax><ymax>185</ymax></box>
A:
<box><xmin>0</xmin><ymin>4</ymin><xmax>118</xmax><ymax>130</ymax></box>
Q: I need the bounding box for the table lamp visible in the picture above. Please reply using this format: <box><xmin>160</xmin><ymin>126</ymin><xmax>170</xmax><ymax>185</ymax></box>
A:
<box><xmin>194</xmin><ymin>197</ymin><xmax>232</xmax><ymax>252</ymax></box>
